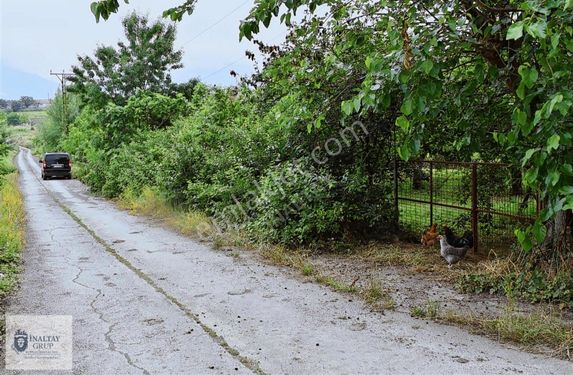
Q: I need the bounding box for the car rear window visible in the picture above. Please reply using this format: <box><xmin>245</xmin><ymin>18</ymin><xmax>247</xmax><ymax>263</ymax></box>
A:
<box><xmin>45</xmin><ymin>155</ymin><xmax>70</xmax><ymax>164</ymax></box>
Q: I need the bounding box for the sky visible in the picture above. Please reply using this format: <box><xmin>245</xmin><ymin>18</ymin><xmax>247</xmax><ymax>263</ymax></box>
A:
<box><xmin>0</xmin><ymin>0</ymin><xmax>289</xmax><ymax>99</ymax></box>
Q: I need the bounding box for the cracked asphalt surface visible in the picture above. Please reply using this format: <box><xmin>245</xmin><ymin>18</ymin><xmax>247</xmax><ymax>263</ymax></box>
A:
<box><xmin>3</xmin><ymin>148</ymin><xmax>572</xmax><ymax>374</ymax></box>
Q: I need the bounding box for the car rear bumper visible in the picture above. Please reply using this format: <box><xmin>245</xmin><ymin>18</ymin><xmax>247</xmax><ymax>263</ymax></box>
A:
<box><xmin>43</xmin><ymin>169</ymin><xmax>71</xmax><ymax>177</ymax></box>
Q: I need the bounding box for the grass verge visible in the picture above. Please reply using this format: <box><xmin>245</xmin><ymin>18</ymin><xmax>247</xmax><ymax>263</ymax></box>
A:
<box><xmin>0</xmin><ymin>165</ymin><xmax>25</xmax><ymax>298</ymax></box>
<box><xmin>118</xmin><ymin>187</ymin><xmax>217</xmax><ymax>240</ymax></box>
<box><xmin>106</xmin><ymin>180</ymin><xmax>573</xmax><ymax>358</ymax></box>
<box><xmin>410</xmin><ymin>300</ymin><xmax>573</xmax><ymax>359</ymax></box>
<box><xmin>117</xmin><ymin>187</ymin><xmax>400</xmax><ymax>307</ymax></box>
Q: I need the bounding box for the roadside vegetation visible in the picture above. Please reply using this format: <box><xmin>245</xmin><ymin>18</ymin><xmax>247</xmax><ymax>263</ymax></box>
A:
<box><xmin>33</xmin><ymin>2</ymin><xmax>573</xmax><ymax>356</ymax></box>
<box><xmin>410</xmin><ymin>299</ymin><xmax>573</xmax><ymax>359</ymax></box>
<box><xmin>0</xmin><ymin>114</ymin><xmax>25</xmax><ymax>298</ymax></box>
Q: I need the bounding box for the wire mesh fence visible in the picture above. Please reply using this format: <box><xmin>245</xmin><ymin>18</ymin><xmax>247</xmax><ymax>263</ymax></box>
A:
<box><xmin>395</xmin><ymin>160</ymin><xmax>540</xmax><ymax>251</ymax></box>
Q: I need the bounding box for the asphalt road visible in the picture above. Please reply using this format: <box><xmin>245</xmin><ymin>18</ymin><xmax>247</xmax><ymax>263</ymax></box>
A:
<box><xmin>4</xmin><ymin>148</ymin><xmax>572</xmax><ymax>374</ymax></box>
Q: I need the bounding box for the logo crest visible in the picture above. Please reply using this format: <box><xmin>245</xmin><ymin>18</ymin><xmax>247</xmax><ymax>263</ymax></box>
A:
<box><xmin>12</xmin><ymin>329</ymin><xmax>28</xmax><ymax>353</ymax></box>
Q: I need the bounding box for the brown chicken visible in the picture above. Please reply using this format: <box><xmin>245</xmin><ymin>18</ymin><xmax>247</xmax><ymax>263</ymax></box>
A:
<box><xmin>420</xmin><ymin>223</ymin><xmax>438</xmax><ymax>247</ymax></box>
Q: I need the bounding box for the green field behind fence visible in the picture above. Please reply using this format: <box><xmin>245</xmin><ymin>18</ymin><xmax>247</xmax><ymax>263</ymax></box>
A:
<box><xmin>397</xmin><ymin>165</ymin><xmax>537</xmax><ymax>249</ymax></box>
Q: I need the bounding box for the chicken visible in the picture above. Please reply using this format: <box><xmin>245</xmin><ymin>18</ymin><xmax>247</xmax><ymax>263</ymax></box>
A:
<box><xmin>438</xmin><ymin>235</ymin><xmax>469</xmax><ymax>267</ymax></box>
<box><xmin>443</xmin><ymin>225</ymin><xmax>474</xmax><ymax>248</ymax></box>
<box><xmin>420</xmin><ymin>223</ymin><xmax>438</xmax><ymax>247</ymax></box>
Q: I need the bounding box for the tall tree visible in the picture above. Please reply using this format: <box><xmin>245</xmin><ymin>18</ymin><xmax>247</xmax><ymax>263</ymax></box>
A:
<box><xmin>10</xmin><ymin>100</ymin><xmax>23</xmax><ymax>112</ymax></box>
<box><xmin>89</xmin><ymin>0</ymin><xmax>573</xmax><ymax>256</ymax></box>
<box><xmin>70</xmin><ymin>12</ymin><xmax>183</xmax><ymax>108</ymax></box>
<box><xmin>19</xmin><ymin>96</ymin><xmax>35</xmax><ymax>109</ymax></box>
<box><xmin>261</xmin><ymin>1</ymin><xmax>573</xmax><ymax>257</ymax></box>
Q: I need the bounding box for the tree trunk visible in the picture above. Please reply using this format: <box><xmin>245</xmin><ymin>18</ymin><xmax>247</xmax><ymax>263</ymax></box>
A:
<box><xmin>511</xmin><ymin>168</ymin><xmax>522</xmax><ymax>196</ymax></box>
<box><xmin>542</xmin><ymin>211</ymin><xmax>572</xmax><ymax>265</ymax></box>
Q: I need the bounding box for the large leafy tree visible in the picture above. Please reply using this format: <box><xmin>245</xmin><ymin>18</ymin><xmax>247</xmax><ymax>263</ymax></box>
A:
<box><xmin>90</xmin><ymin>0</ymin><xmax>572</xmax><ymax>256</ymax></box>
<box><xmin>19</xmin><ymin>96</ymin><xmax>35</xmax><ymax>109</ymax></box>
<box><xmin>70</xmin><ymin>12</ymin><xmax>183</xmax><ymax>108</ymax></box>
<box><xmin>243</xmin><ymin>0</ymin><xmax>573</xmax><ymax>258</ymax></box>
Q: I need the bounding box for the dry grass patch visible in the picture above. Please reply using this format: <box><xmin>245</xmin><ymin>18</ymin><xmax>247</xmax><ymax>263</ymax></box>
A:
<box><xmin>361</xmin><ymin>279</ymin><xmax>396</xmax><ymax>310</ymax></box>
<box><xmin>314</xmin><ymin>273</ymin><xmax>358</xmax><ymax>294</ymax></box>
<box><xmin>411</xmin><ymin>299</ymin><xmax>573</xmax><ymax>359</ymax></box>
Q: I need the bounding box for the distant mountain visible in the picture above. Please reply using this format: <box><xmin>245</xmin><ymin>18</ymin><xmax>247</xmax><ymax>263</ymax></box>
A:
<box><xmin>0</xmin><ymin>64</ymin><xmax>58</xmax><ymax>100</ymax></box>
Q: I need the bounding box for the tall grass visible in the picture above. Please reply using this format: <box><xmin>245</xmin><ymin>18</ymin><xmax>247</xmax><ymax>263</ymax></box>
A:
<box><xmin>0</xmin><ymin>169</ymin><xmax>25</xmax><ymax>296</ymax></box>
<box><xmin>117</xmin><ymin>186</ymin><xmax>216</xmax><ymax>240</ymax></box>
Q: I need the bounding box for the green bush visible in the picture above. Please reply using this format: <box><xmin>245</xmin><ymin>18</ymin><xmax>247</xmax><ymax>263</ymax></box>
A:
<box><xmin>101</xmin><ymin>131</ymin><xmax>164</xmax><ymax>198</ymax></box>
<box><xmin>35</xmin><ymin>81</ymin><xmax>398</xmax><ymax>246</ymax></box>
<box><xmin>457</xmin><ymin>269</ymin><xmax>573</xmax><ymax>305</ymax></box>
<box><xmin>6</xmin><ymin>113</ymin><xmax>24</xmax><ymax>126</ymax></box>
<box><xmin>248</xmin><ymin>159</ymin><xmax>344</xmax><ymax>244</ymax></box>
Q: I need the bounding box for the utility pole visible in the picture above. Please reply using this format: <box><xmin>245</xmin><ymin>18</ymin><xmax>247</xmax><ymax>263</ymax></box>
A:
<box><xmin>50</xmin><ymin>70</ymin><xmax>74</xmax><ymax>134</ymax></box>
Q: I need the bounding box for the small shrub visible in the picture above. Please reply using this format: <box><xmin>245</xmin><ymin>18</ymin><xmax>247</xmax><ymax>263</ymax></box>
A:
<box><xmin>410</xmin><ymin>300</ymin><xmax>440</xmax><ymax>319</ymax></box>
<box><xmin>457</xmin><ymin>268</ymin><xmax>573</xmax><ymax>305</ymax></box>
<box><xmin>249</xmin><ymin>159</ymin><xmax>344</xmax><ymax>244</ymax></box>
<box><xmin>301</xmin><ymin>263</ymin><xmax>315</xmax><ymax>276</ymax></box>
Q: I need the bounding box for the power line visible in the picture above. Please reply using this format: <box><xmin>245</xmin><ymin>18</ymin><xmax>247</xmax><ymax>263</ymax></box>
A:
<box><xmin>203</xmin><ymin>57</ymin><xmax>246</xmax><ymax>80</ymax></box>
<box><xmin>49</xmin><ymin>70</ymin><xmax>74</xmax><ymax>134</ymax></box>
<box><xmin>181</xmin><ymin>0</ymin><xmax>250</xmax><ymax>47</ymax></box>
<box><xmin>201</xmin><ymin>33</ymin><xmax>287</xmax><ymax>81</ymax></box>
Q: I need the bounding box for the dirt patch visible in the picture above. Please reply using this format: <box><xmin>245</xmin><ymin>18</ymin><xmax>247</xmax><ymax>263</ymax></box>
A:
<box><xmin>306</xmin><ymin>243</ymin><xmax>573</xmax><ymax>322</ymax></box>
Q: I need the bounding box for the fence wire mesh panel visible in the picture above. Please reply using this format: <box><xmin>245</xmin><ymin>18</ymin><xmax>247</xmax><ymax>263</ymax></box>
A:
<box><xmin>395</xmin><ymin>160</ymin><xmax>539</xmax><ymax>251</ymax></box>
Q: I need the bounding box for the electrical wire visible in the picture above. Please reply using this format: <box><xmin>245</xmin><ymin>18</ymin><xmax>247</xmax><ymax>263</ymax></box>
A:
<box><xmin>180</xmin><ymin>0</ymin><xmax>250</xmax><ymax>47</ymax></box>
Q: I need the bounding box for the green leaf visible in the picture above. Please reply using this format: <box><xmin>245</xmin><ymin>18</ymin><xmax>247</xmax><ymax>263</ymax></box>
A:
<box><xmin>398</xmin><ymin>70</ymin><xmax>410</xmax><ymax>84</ymax></box>
<box><xmin>518</xmin><ymin>65</ymin><xmax>538</xmax><ymax>88</ymax></box>
<box><xmin>560</xmin><ymin>164</ymin><xmax>573</xmax><ymax>176</ymax></box>
<box><xmin>365</xmin><ymin>56</ymin><xmax>373</xmax><ymax>69</ymax></box>
<box><xmin>516</xmin><ymin>83</ymin><xmax>526</xmax><ymax>100</ymax></box>
<box><xmin>533</xmin><ymin>109</ymin><xmax>542</xmax><ymax>125</ymax></box>
<box><xmin>551</xmin><ymin>33</ymin><xmax>560</xmax><ymax>49</ymax></box>
<box><xmin>400</xmin><ymin>98</ymin><xmax>413</xmax><ymax>116</ymax></box>
<box><xmin>547</xmin><ymin>94</ymin><xmax>563</xmax><ymax>116</ymax></box>
<box><xmin>554</xmin><ymin>197</ymin><xmax>565</xmax><ymax>212</ymax></box>
<box><xmin>91</xmin><ymin>2</ymin><xmax>101</xmax><ymax>22</ymax></box>
<box><xmin>353</xmin><ymin>97</ymin><xmax>361</xmax><ymax>113</ymax></box>
<box><xmin>524</xmin><ymin>167</ymin><xmax>539</xmax><ymax>185</ymax></box>
<box><xmin>515</xmin><ymin>229</ymin><xmax>533</xmax><ymax>251</ymax></box>
<box><xmin>398</xmin><ymin>144</ymin><xmax>411</xmax><ymax>161</ymax></box>
<box><xmin>521</xmin><ymin>148</ymin><xmax>537</xmax><ymax>166</ymax></box>
<box><xmin>341</xmin><ymin>100</ymin><xmax>354</xmax><ymax>116</ymax></box>
<box><xmin>546</xmin><ymin>134</ymin><xmax>560</xmax><ymax>152</ymax></box>
<box><xmin>540</xmin><ymin>207</ymin><xmax>554</xmax><ymax>222</ymax></box>
<box><xmin>559</xmin><ymin>186</ymin><xmax>573</xmax><ymax>195</ymax></box>
<box><xmin>515</xmin><ymin>229</ymin><xmax>525</xmax><ymax>243</ymax></box>
<box><xmin>421</xmin><ymin>59</ymin><xmax>434</xmax><ymax>74</ymax></box>
<box><xmin>395</xmin><ymin>116</ymin><xmax>410</xmax><ymax>131</ymax></box>
<box><xmin>506</xmin><ymin>21</ymin><xmax>524</xmax><ymax>40</ymax></box>
<box><xmin>527</xmin><ymin>19</ymin><xmax>547</xmax><ymax>39</ymax></box>
<box><xmin>533</xmin><ymin>221</ymin><xmax>547</xmax><ymax>243</ymax></box>
<box><xmin>380</xmin><ymin>93</ymin><xmax>391</xmax><ymax>109</ymax></box>
<box><xmin>413</xmin><ymin>138</ymin><xmax>421</xmax><ymax>153</ymax></box>
<box><xmin>548</xmin><ymin>169</ymin><xmax>560</xmax><ymax>186</ymax></box>
<box><xmin>515</xmin><ymin>109</ymin><xmax>527</xmax><ymax>126</ymax></box>
<box><xmin>566</xmin><ymin>0</ymin><xmax>573</xmax><ymax>10</ymax></box>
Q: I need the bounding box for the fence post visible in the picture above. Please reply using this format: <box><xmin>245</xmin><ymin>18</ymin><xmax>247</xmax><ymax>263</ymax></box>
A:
<box><xmin>394</xmin><ymin>158</ymin><xmax>399</xmax><ymax>227</ymax></box>
<box><xmin>471</xmin><ymin>162</ymin><xmax>479</xmax><ymax>252</ymax></box>
<box><xmin>429</xmin><ymin>161</ymin><xmax>434</xmax><ymax>226</ymax></box>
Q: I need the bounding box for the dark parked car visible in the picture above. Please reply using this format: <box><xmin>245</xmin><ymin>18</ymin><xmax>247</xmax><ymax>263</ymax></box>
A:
<box><xmin>40</xmin><ymin>152</ymin><xmax>72</xmax><ymax>180</ymax></box>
